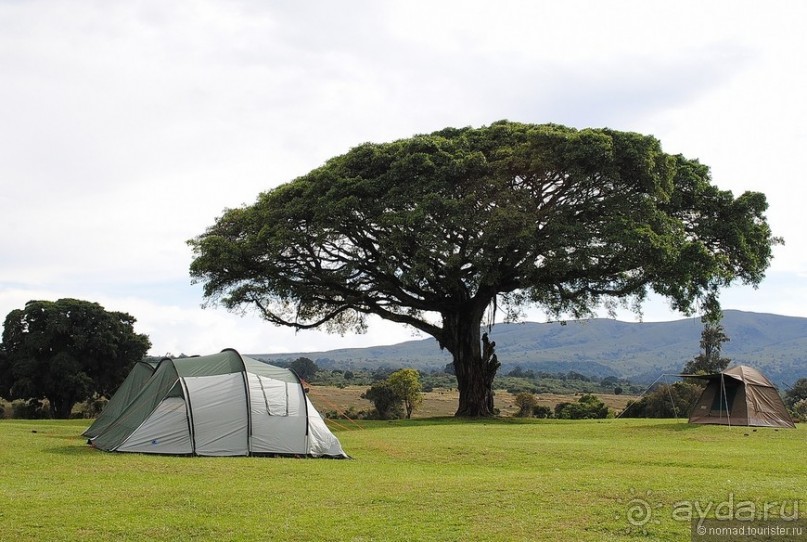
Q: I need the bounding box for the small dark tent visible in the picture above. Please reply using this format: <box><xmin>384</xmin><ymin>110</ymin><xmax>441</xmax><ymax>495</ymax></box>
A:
<box><xmin>687</xmin><ymin>365</ymin><xmax>795</xmax><ymax>428</ymax></box>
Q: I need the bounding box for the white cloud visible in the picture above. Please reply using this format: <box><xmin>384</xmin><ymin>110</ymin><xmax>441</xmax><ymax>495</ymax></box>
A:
<box><xmin>2</xmin><ymin>0</ymin><xmax>806</xmax><ymax>355</ymax></box>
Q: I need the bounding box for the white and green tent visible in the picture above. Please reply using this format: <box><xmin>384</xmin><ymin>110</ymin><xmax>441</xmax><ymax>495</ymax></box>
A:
<box><xmin>87</xmin><ymin>349</ymin><xmax>347</xmax><ymax>458</ymax></box>
<box><xmin>83</xmin><ymin>359</ymin><xmax>158</xmax><ymax>440</ymax></box>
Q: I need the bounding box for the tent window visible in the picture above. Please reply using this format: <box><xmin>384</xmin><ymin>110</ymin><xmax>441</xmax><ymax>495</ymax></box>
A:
<box><xmin>711</xmin><ymin>379</ymin><xmax>740</xmax><ymax>413</ymax></box>
<box><xmin>257</xmin><ymin>376</ymin><xmax>289</xmax><ymax>417</ymax></box>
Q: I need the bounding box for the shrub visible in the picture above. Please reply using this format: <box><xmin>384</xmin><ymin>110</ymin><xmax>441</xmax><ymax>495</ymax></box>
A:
<box><xmin>785</xmin><ymin>378</ymin><xmax>807</xmax><ymax>408</ymax></box>
<box><xmin>554</xmin><ymin>394</ymin><xmax>609</xmax><ymax>419</ymax></box>
<box><xmin>621</xmin><ymin>381</ymin><xmax>703</xmax><ymax>418</ymax></box>
<box><xmin>532</xmin><ymin>405</ymin><xmax>553</xmax><ymax>419</ymax></box>
<box><xmin>361</xmin><ymin>381</ymin><xmax>404</xmax><ymax>419</ymax></box>
<box><xmin>514</xmin><ymin>392</ymin><xmax>538</xmax><ymax>417</ymax></box>
<box><xmin>790</xmin><ymin>399</ymin><xmax>807</xmax><ymax>422</ymax></box>
<box><xmin>12</xmin><ymin>399</ymin><xmax>49</xmax><ymax>419</ymax></box>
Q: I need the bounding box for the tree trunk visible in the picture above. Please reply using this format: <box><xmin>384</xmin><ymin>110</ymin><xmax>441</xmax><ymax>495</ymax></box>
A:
<box><xmin>442</xmin><ymin>308</ymin><xmax>501</xmax><ymax>417</ymax></box>
<box><xmin>49</xmin><ymin>396</ymin><xmax>74</xmax><ymax>419</ymax></box>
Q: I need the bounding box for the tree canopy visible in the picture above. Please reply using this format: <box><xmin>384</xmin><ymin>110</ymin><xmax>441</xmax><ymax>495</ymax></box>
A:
<box><xmin>189</xmin><ymin>121</ymin><xmax>780</xmax><ymax>416</ymax></box>
<box><xmin>386</xmin><ymin>368</ymin><xmax>424</xmax><ymax>419</ymax></box>
<box><xmin>785</xmin><ymin>378</ymin><xmax>807</xmax><ymax>408</ymax></box>
<box><xmin>682</xmin><ymin>320</ymin><xmax>731</xmax><ymax>375</ymax></box>
<box><xmin>289</xmin><ymin>357</ymin><xmax>319</xmax><ymax>381</ymax></box>
<box><xmin>0</xmin><ymin>298</ymin><xmax>151</xmax><ymax>418</ymax></box>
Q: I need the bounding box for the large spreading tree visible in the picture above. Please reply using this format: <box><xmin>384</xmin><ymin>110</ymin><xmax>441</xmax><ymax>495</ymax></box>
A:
<box><xmin>188</xmin><ymin>121</ymin><xmax>779</xmax><ymax>417</ymax></box>
<box><xmin>0</xmin><ymin>298</ymin><xmax>151</xmax><ymax>418</ymax></box>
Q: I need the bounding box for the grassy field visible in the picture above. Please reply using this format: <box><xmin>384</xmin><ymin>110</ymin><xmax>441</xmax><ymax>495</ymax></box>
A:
<box><xmin>0</xmin><ymin>416</ymin><xmax>803</xmax><ymax>541</ymax></box>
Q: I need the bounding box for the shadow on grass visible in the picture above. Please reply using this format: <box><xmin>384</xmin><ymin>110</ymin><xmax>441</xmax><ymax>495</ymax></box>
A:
<box><xmin>44</xmin><ymin>444</ymin><xmax>97</xmax><ymax>456</ymax></box>
<box><xmin>327</xmin><ymin>416</ymin><xmax>714</xmax><ymax>432</ymax></box>
<box><xmin>625</xmin><ymin>421</ymin><xmax>702</xmax><ymax>431</ymax></box>
<box><xmin>326</xmin><ymin>415</ymin><xmax>601</xmax><ymax>431</ymax></box>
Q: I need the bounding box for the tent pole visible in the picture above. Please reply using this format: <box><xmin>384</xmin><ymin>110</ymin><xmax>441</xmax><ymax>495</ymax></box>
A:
<box><xmin>615</xmin><ymin>373</ymin><xmax>667</xmax><ymax>419</ymax></box>
<box><xmin>663</xmin><ymin>374</ymin><xmax>679</xmax><ymax>422</ymax></box>
<box><xmin>721</xmin><ymin>374</ymin><xmax>731</xmax><ymax>429</ymax></box>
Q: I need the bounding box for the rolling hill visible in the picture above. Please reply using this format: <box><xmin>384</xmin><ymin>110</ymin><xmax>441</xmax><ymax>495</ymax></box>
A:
<box><xmin>255</xmin><ymin>310</ymin><xmax>807</xmax><ymax>386</ymax></box>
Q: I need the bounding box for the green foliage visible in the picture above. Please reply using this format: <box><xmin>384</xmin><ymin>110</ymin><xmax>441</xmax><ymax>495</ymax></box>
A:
<box><xmin>190</xmin><ymin>121</ymin><xmax>780</xmax><ymax>417</ymax></box>
<box><xmin>360</xmin><ymin>381</ymin><xmax>404</xmax><ymax>419</ymax></box>
<box><xmin>361</xmin><ymin>368</ymin><xmax>424</xmax><ymax>419</ymax></box>
<box><xmin>621</xmin><ymin>381</ymin><xmax>704</xmax><ymax>418</ymax></box>
<box><xmin>784</xmin><ymin>377</ymin><xmax>807</xmax><ymax>408</ymax></box>
<box><xmin>790</xmin><ymin>399</ymin><xmax>807</xmax><ymax>422</ymax></box>
<box><xmin>554</xmin><ymin>394</ymin><xmax>610</xmax><ymax>419</ymax></box>
<box><xmin>289</xmin><ymin>357</ymin><xmax>319</xmax><ymax>381</ymax></box>
<box><xmin>11</xmin><ymin>399</ymin><xmax>49</xmax><ymax>419</ymax></box>
<box><xmin>513</xmin><ymin>392</ymin><xmax>538</xmax><ymax>417</ymax></box>
<box><xmin>0</xmin><ymin>299</ymin><xmax>151</xmax><ymax>419</ymax></box>
<box><xmin>682</xmin><ymin>321</ymin><xmax>731</xmax><ymax>374</ymax></box>
<box><xmin>386</xmin><ymin>368</ymin><xmax>424</xmax><ymax>419</ymax></box>
<box><xmin>532</xmin><ymin>405</ymin><xmax>553</xmax><ymax>419</ymax></box>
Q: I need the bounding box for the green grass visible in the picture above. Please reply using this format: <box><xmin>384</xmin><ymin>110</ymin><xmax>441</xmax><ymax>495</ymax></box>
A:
<box><xmin>0</xmin><ymin>418</ymin><xmax>804</xmax><ymax>541</ymax></box>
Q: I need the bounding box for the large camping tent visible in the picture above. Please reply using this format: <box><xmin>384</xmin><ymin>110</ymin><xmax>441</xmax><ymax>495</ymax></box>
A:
<box><xmin>83</xmin><ymin>359</ymin><xmax>158</xmax><ymax>439</ymax></box>
<box><xmin>87</xmin><ymin>349</ymin><xmax>348</xmax><ymax>457</ymax></box>
<box><xmin>687</xmin><ymin>365</ymin><xmax>795</xmax><ymax>428</ymax></box>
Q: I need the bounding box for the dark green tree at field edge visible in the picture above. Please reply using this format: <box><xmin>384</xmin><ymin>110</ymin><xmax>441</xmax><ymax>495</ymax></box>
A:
<box><xmin>0</xmin><ymin>298</ymin><xmax>151</xmax><ymax>419</ymax></box>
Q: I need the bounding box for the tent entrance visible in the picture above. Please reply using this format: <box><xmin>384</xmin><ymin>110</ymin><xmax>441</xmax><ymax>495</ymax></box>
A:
<box><xmin>710</xmin><ymin>377</ymin><xmax>740</xmax><ymax>415</ymax></box>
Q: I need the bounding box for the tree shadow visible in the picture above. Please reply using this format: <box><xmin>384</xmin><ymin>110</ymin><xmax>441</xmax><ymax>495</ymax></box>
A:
<box><xmin>327</xmin><ymin>415</ymin><xmax>564</xmax><ymax>431</ymax></box>
<box><xmin>626</xmin><ymin>421</ymin><xmax>703</xmax><ymax>431</ymax></box>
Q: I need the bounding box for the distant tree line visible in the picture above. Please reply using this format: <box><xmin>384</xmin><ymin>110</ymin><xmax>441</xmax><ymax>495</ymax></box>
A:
<box><xmin>265</xmin><ymin>356</ymin><xmax>638</xmax><ymax>397</ymax></box>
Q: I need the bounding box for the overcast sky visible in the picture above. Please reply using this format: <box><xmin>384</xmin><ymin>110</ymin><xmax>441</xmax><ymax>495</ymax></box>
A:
<box><xmin>1</xmin><ymin>1</ymin><xmax>805</xmax><ymax>356</ymax></box>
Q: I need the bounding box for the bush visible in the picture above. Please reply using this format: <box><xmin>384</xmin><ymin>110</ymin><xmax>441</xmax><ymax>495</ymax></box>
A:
<box><xmin>12</xmin><ymin>399</ymin><xmax>49</xmax><ymax>419</ymax></box>
<box><xmin>361</xmin><ymin>381</ymin><xmax>404</xmax><ymax>419</ymax></box>
<box><xmin>514</xmin><ymin>392</ymin><xmax>538</xmax><ymax>417</ymax></box>
<box><xmin>785</xmin><ymin>378</ymin><xmax>807</xmax><ymax>408</ymax></box>
<box><xmin>72</xmin><ymin>396</ymin><xmax>107</xmax><ymax>419</ymax></box>
<box><xmin>621</xmin><ymin>381</ymin><xmax>703</xmax><ymax>418</ymax></box>
<box><xmin>554</xmin><ymin>394</ymin><xmax>609</xmax><ymax>419</ymax></box>
<box><xmin>532</xmin><ymin>405</ymin><xmax>553</xmax><ymax>419</ymax></box>
<box><xmin>790</xmin><ymin>399</ymin><xmax>807</xmax><ymax>422</ymax></box>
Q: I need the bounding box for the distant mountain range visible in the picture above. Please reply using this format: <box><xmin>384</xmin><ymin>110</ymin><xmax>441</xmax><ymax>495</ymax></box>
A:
<box><xmin>254</xmin><ymin>310</ymin><xmax>807</xmax><ymax>387</ymax></box>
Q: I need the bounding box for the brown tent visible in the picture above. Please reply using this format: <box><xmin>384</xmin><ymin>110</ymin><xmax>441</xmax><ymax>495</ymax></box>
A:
<box><xmin>686</xmin><ymin>365</ymin><xmax>795</xmax><ymax>428</ymax></box>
